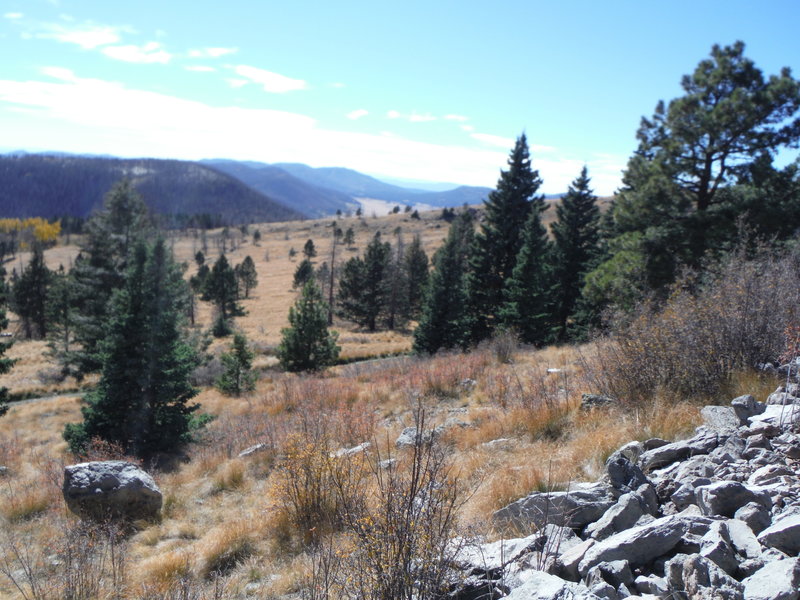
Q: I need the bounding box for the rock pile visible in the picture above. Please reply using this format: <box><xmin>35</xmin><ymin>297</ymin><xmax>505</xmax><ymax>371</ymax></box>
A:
<box><xmin>452</xmin><ymin>391</ymin><xmax>800</xmax><ymax>599</ymax></box>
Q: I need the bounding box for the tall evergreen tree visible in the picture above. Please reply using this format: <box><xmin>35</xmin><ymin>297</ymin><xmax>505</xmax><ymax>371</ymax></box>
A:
<box><xmin>278</xmin><ymin>281</ymin><xmax>340</xmax><ymax>372</ymax></box>
<box><xmin>0</xmin><ymin>269</ymin><xmax>14</xmax><ymax>418</ymax></box>
<box><xmin>383</xmin><ymin>232</ymin><xmax>410</xmax><ymax>330</ymax></box>
<box><xmin>202</xmin><ymin>254</ymin><xmax>243</xmax><ymax>331</ymax></box>
<box><xmin>216</xmin><ymin>333</ymin><xmax>256</xmax><ymax>397</ymax></box>
<box><xmin>11</xmin><ymin>244</ymin><xmax>51</xmax><ymax>339</ymax></box>
<box><xmin>413</xmin><ymin>211</ymin><xmax>474</xmax><ymax>354</ymax></box>
<box><xmin>465</xmin><ymin>134</ymin><xmax>543</xmax><ymax>342</ymax></box>
<box><xmin>46</xmin><ymin>266</ymin><xmax>79</xmax><ymax>370</ymax></box>
<box><xmin>404</xmin><ymin>234</ymin><xmax>429</xmax><ymax>319</ymax></box>
<box><xmin>551</xmin><ymin>167</ymin><xmax>602</xmax><ymax>340</ymax></box>
<box><xmin>293</xmin><ymin>258</ymin><xmax>314</xmax><ymax>289</ymax></box>
<box><xmin>236</xmin><ymin>255</ymin><xmax>258</xmax><ymax>298</ymax></box>
<box><xmin>337</xmin><ymin>232</ymin><xmax>390</xmax><ymax>331</ymax></box>
<box><xmin>499</xmin><ymin>202</ymin><xmax>554</xmax><ymax>345</ymax></box>
<box><xmin>69</xmin><ymin>180</ymin><xmax>151</xmax><ymax>376</ymax></box>
<box><xmin>63</xmin><ymin>239</ymin><xmax>200</xmax><ymax>459</ymax></box>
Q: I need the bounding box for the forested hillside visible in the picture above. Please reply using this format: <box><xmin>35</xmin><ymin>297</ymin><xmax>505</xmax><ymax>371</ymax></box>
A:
<box><xmin>0</xmin><ymin>155</ymin><xmax>303</xmax><ymax>225</ymax></box>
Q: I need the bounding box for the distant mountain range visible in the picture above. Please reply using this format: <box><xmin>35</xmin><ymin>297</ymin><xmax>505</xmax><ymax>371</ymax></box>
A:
<box><xmin>0</xmin><ymin>152</ymin><xmax>496</xmax><ymax>223</ymax></box>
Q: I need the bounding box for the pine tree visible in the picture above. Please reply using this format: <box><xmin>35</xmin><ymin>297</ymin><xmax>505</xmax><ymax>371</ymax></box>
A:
<box><xmin>236</xmin><ymin>255</ymin><xmax>258</xmax><ymax>298</ymax></box>
<box><xmin>46</xmin><ymin>266</ymin><xmax>78</xmax><ymax>371</ymax></box>
<box><xmin>303</xmin><ymin>239</ymin><xmax>317</xmax><ymax>259</ymax></box>
<box><xmin>0</xmin><ymin>269</ymin><xmax>15</xmax><ymax>418</ymax></box>
<box><xmin>343</xmin><ymin>227</ymin><xmax>355</xmax><ymax>249</ymax></box>
<box><xmin>63</xmin><ymin>239</ymin><xmax>201</xmax><ymax>459</ymax></box>
<box><xmin>202</xmin><ymin>254</ymin><xmax>242</xmax><ymax>333</ymax></box>
<box><xmin>383</xmin><ymin>232</ymin><xmax>410</xmax><ymax>330</ymax></box>
<box><xmin>465</xmin><ymin>134</ymin><xmax>543</xmax><ymax>342</ymax></box>
<box><xmin>551</xmin><ymin>167</ymin><xmax>601</xmax><ymax>340</ymax></box>
<box><xmin>499</xmin><ymin>202</ymin><xmax>554</xmax><ymax>345</ymax></box>
<box><xmin>68</xmin><ymin>180</ymin><xmax>151</xmax><ymax>376</ymax></box>
<box><xmin>293</xmin><ymin>258</ymin><xmax>314</xmax><ymax>289</ymax></box>
<box><xmin>11</xmin><ymin>244</ymin><xmax>51</xmax><ymax>339</ymax></box>
<box><xmin>216</xmin><ymin>333</ymin><xmax>256</xmax><ymax>396</ymax></box>
<box><xmin>404</xmin><ymin>234</ymin><xmax>429</xmax><ymax>319</ymax></box>
<box><xmin>337</xmin><ymin>232</ymin><xmax>390</xmax><ymax>331</ymax></box>
<box><xmin>278</xmin><ymin>281</ymin><xmax>340</xmax><ymax>372</ymax></box>
<box><xmin>413</xmin><ymin>211</ymin><xmax>474</xmax><ymax>354</ymax></box>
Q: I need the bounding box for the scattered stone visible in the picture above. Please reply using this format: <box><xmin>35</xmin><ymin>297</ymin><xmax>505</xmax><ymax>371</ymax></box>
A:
<box><xmin>586</xmin><ymin>486</ymin><xmax>657</xmax><ymax>541</ymax></box>
<box><xmin>665</xmin><ymin>553</ymin><xmax>744</xmax><ymax>600</ymax></box>
<box><xmin>0</xmin><ymin>466</ymin><xmax>8</xmax><ymax>477</ymax></box>
<box><xmin>639</xmin><ymin>429</ymin><xmax>719</xmax><ymax>472</ymax></box>
<box><xmin>395</xmin><ymin>426</ymin><xmax>443</xmax><ymax>448</ymax></box>
<box><xmin>731</xmin><ymin>395</ymin><xmax>766</xmax><ymax>425</ymax></box>
<box><xmin>757</xmin><ymin>513</ymin><xmax>800</xmax><ymax>555</ymax></box>
<box><xmin>605</xmin><ymin>455</ymin><xmax>650</xmax><ymax>492</ymax></box>
<box><xmin>695</xmin><ymin>480</ymin><xmax>769</xmax><ymax>518</ymax></box>
<box><xmin>505</xmin><ymin>571</ymin><xmax>600</xmax><ymax>600</ymax></box>
<box><xmin>742</xmin><ymin>558</ymin><xmax>800</xmax><ymax>600</ymax></box>
<box><xmin>63</xmin><ymin>461</ymin><xmax>162</xmax><ymax>521</ymax></box>
<box><xmin>701</xmin><ymin>405</ymin><xmax>740</xmax><ymax>432</ymax></box>
<box><xmin>333</xmin><ymin>442</ymin><xmax>370</xmax><ymax>457</ymax></box>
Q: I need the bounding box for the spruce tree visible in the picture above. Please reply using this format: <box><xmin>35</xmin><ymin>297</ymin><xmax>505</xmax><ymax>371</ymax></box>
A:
<box><xmin>202</xmin><ymin>254</ymin><xmax>242</xmax><ymax>333</ymax></box>
<box><xmin>465</xmin><ymin>134</ymin><xmax>542</xmax><ymax>342</ymax></box>
<box><xmin>293</xmin><ymin>258</ymin><xmax>314</xmax><ymax>289</ymax></box>
<box><xmin>278</xmin><ymin>281</ymin><xmax>340</xmax><ymax>372</ymax></box>
<box><xmin>12</xmin><ymin>244</ymin><xmax>51</xmax><ymax>339</ymax></box>
<box><xmin>46</xmin><ymin>266</ymin><xmax>78</xmax><ymax>370</ymax></box>
<box><xmin>413</xmin><ymin>211</ymin><xmax>474</xmax><ymax>354</ymax></box>
<box><xmin>499</xmin><ymin>202</ymin><xmax>554</xmax><ymax>345</ymax></box>
<box><xmin>63</xmin><ymin>239</ymin><xmax>201</xmax><ymax>459</ymax></box>
<box><xmin>343</xmin><ymin>227</ymin><xmax>355</xmax><ymax>249</ymax></box>
<box><xmin>303</xmin><ymin>239</ymin><xmax>317</xmax><ymax>259</ymax></box>
<box><xmin>236</xmin><ymin>255</ymin><xmax>258</xmax><ymax>298</ymax></box>
<box><xmin>69</xmin><ymin>180</ymin><xmax>151</xmax><ymax>376</ymax></box>
<box><xmin>404</xmin><ymin>234</ymin><xmax>429</xmax><ymax>319</ymax></box>
<box><xmin>337</xmin><ymin>232</ymin><xmax>390</xmax><ymax>331</ymax></box>
<box><xmin>216</xmin><ymin>333</ymin><xmax>256</xmax><ymax>396</ymax></box>
<box><xmin>383</xmin><ymin>232</ymin><xmax>410</xmax><ymax>330</ymax></box>
<box><xmin>551</xmin><ymin>167</ymin><xmax>601</xmax><ymax>340</ymax></box>
<box><xmin>0</xmin><ymin>269</ymin><xmax>14</xmax><ymax>418</ymax></box>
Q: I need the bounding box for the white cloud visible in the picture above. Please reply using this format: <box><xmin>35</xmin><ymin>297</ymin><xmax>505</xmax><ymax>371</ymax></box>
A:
<box><xmin>4</xmin><ymin>12</ymin><xmax>23</xmax><ymax>19</ymax></box>
<box><xmin>101</xmin><ymin>41</ymin><xmax>171</xmax><ymax>64</ymax></box>
<box><xmin>188</xmin><ymin>46</ymin><xmax>237</xmax><ymax>58</ymax></box>
<box><xmin>0</xmin><ymin>71</ymin><xmax>627</xmax><ymax>193</ymax></box>
<box><xmin>409</xmin><ymin>113</ymin><xmax>436</xmax><ymax>123</ymax></box>
<box><xmin>233</xmin><ymin>65</ymin><xmax>307</xmax><ymax>93</ymax></box>
<box><xmin>226</xmin><ymin>78</ymin><xmax>249</xmax><ymax>88</ymax></box>
<box><xmin>39</xmin><ymin>22</ymin><xmax>122</xmax><ymax>48</ymax></box>
<box><xmin>185</xmin><ymin>65</ymin><xmax>216</xmax><ymax>72</ymax></box>
<box><xmin>346</xmin><ymin>109</ymin><xmax>368</xmax><ymax>120</ymax></box>
<box><xmin>470</xmin><ymin>133</ymin><xmax>515</xmax><ymax>149</ymax></box>
<box><xmin>445</xmin><ymin>114</ymin><xmax>468</xmax><ymax>122</ymax></box>
<box><xmin>386</xmin><ymin>110</ymin><xmax>401</xmax><ymax>119</ymax></box>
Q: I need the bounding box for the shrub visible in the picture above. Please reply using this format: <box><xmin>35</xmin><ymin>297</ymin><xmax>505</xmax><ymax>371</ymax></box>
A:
<box><xmin>588</xmin><ymin>249</ymin><xmax>800</xmax><ymax>403</ymax></box>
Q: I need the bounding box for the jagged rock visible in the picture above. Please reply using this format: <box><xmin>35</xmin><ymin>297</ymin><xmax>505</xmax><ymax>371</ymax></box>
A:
<box><xmin>607</xmin><ymin>441</ymin><xmax>644</xmax><ymax>464</ymax></box>
<box><xmin>757</xmin><ymin>513</ymin><xmax>800</xmax><ymax>555</ymax></box>
<box><xmin>504</xmin><ymin>571</ymin><xmax>600</xmax><ymax>599</ymax></box>
<box><xmin>578</xmin><ymin>515</ymin><xmax>688</xmax><ymax>577</ymax></box>
<box><xmin>699</xmin><ymin>520</ymin><xmax>739</xmax><ymax>575</ymax></box>
<box><xmin>639</xmin><ymin>429</ymin><xmax>719</xmax><ymax>473</ymax></box>
<box><xmin>742</xmin><ymin>558</ymin><xmax>800</xmax><ymax>600</ymax></box>
<box><xmin>555</xmin><ymin>538</ymin><xmax>596</xmax><ymax>582</ymax></box>
<box><xmin>605</xmin><ymin>455</ymin><xmax>649</xmax><ymax>492</ymax></box>
<box><xmin>766</xmin><ymin>391</ymin><xmax>799</xmax><ymax>406</ymax></box>
<box><xmin>395</xmin><ymin>426</ymin><xmax>443</xmax><ymax>448</ymax></box>
<box><xmin>586</xmin><ymin>486</ymin><xmax>657</xmax><ymax>541</ymax></box>
<box><xmin>587</xmin><ymin>581</ymin><xmax>617</xmax><ymax>600</ymax></box>
<box><xmin>665</xmin><ymin>553</ymin><xmax>744</xmax><ymax>600</ymax></box>
<box><xmin>772</xmin><ymin>433</ymin><xmax>800</xmax><ymax>459</ymax></box>
<box><xmin>63</xmin><ymin>461</ymin><xmax>162</xmax><ymax>521</ymax></box>
<box><xmin>0</xmin><ymin>466</ymin><xmax>8</xmax><ymax>477</ymax></box>
<box><xmin>642</xmin><ymin>438</ymin><xmax>670</xmax><ymax>451</ymax></box>
<box><xmin>731</xmin><ymin>395</ymin><xmax>765</xmax><ymax>425</ymax></box>
<box><xmin>695</xmin><ymin>481</ymin><xmax>769</xmax><ymax>518</ymax></box>
<box><xmin>633</xmin><ymin>574</ymin><xmax>668</xmax><ymax>596</ymax></box>
<box><xmin>585</xmin><ymin>560</ymin><xmax>634</xmax><ymax>589</ymax></box>
<box><xmin>701</xmin><ymin>405</ymin><xmax>740</xmax><ymax>432</ymax></box>
<box><xmin>726</xmin><ymin>518</ymin><xmax>763</xmax><ymax>559</ymax></box>
<box><xmin>493</xmin><ymin>482</ymin><xmax>617</xmax><ymax>531</ymax></box>
<box><xmin>748</xmin><ymin>464</ymin><xmax>794</xmax><ymax>486</ymax></box>
<box><xmin>749</xmin><ymin>404</ymin><xmax>800</xmax><ymax>428</ymax></box>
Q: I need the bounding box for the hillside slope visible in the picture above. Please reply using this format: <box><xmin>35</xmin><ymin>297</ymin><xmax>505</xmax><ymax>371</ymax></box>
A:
<box><xmin>0</xmin><ymin>154</ymin><xmax>303</xmax><ymax>224</ymax></box>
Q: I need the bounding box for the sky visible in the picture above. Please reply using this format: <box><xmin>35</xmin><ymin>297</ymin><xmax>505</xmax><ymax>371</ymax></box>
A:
<box><xmin>0</xmin><ymin>1</ymin><xmax>798</xmax><ymax>195</ymax></box>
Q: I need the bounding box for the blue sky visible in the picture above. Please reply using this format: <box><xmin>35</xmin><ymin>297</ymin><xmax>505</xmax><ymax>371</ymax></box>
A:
<box><xmin>1</xmin><ymin>1</ymin><xmax>798</xmax><ymax>195</ymax></box>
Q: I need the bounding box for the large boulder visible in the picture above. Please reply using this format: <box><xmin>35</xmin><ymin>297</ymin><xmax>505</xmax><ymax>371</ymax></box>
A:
<box><xmin>695</xmin><ymin>481</ymin><xmax>769</xmax><ymax>518</ymax></box>
<box><xmin>742</xmin><ymin>558</ymin><xmax>800</xmax><ymax>600</ymax></box>
<box><xmin>665</xmin><ymin>553</ymin><xmax>744</xmax><ymax>600</ymax></box>
<box><xmin>758</xmin><ymin>513</ymin><xmax>800</xmax><ymax>555</ymax></box>
<box><xmin>639</xmin><ymin>429</ymin><xmax>720</xmax><ymax>472</ymax></box>
<box><xmin>63</xmin><ymin>461</ymin><xmax>162</xmax><ymax>521</ymax></box>
<box><xmin>493</xmin><ymin>482</ymin><xmax>617</xmax><ymax>531</ymax></box>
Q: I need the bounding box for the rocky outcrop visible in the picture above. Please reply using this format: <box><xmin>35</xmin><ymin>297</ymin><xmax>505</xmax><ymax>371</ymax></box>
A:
<box><xmin>62</xmin><ymin>461</ymin><xmax>162</xmax><ymax>521</ymax></box>
<box><xmin>452</xmin><ymin>389</ymin><xmax>800</xmax><ymax>599</ymax></box>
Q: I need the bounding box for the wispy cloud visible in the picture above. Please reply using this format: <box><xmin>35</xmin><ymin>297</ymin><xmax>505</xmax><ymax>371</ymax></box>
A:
<box><xmin>101</xmin><ymin>41</ymin><xmax>171</xmax><ymax>64</ymax></box>
<box><xmin>233</xmin><ymin>65</ymin><xmax>307</xmax><ymax>93</ymax></box>
<box><xmin>185</xmin><ymin>65</ymin><xmax>216</xmax><ymax>72</ymax></box>
<box><xmin>188</xmin><ymin>47</ymin><xmax>237</xmax><ymax>58</ymax></box>
<box><xmin>38</xmin><ymin>22</ymin><xmax>123</xmax><ymax>49</ymax></box>
<box><xmin>4</xmin><ymin>12</ymin><xmax>23</xmax><ymax>20</ymax></box>
<box><xmin>470</xmin><ymin>133</ymin><xmax>515</xmax><ymax>148</ymax></box>
<box><xmin>346</xmin><ymin>109</ymin><xmax>368</xmax><ymax>120</ymax></box>
<box><xmin>444</xmin><ymin>114</ymin><xmax>469</xmax><ymax>122</ymax></box>
<box><xmin>460</xmin><ymin>124</ymin><xmax>475</xmax><ymax>132</ymax></box>
<box><xmin>386</xmin><ymin>110</ymin><xmax>436</xmax><ymax>123</ymax></box>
